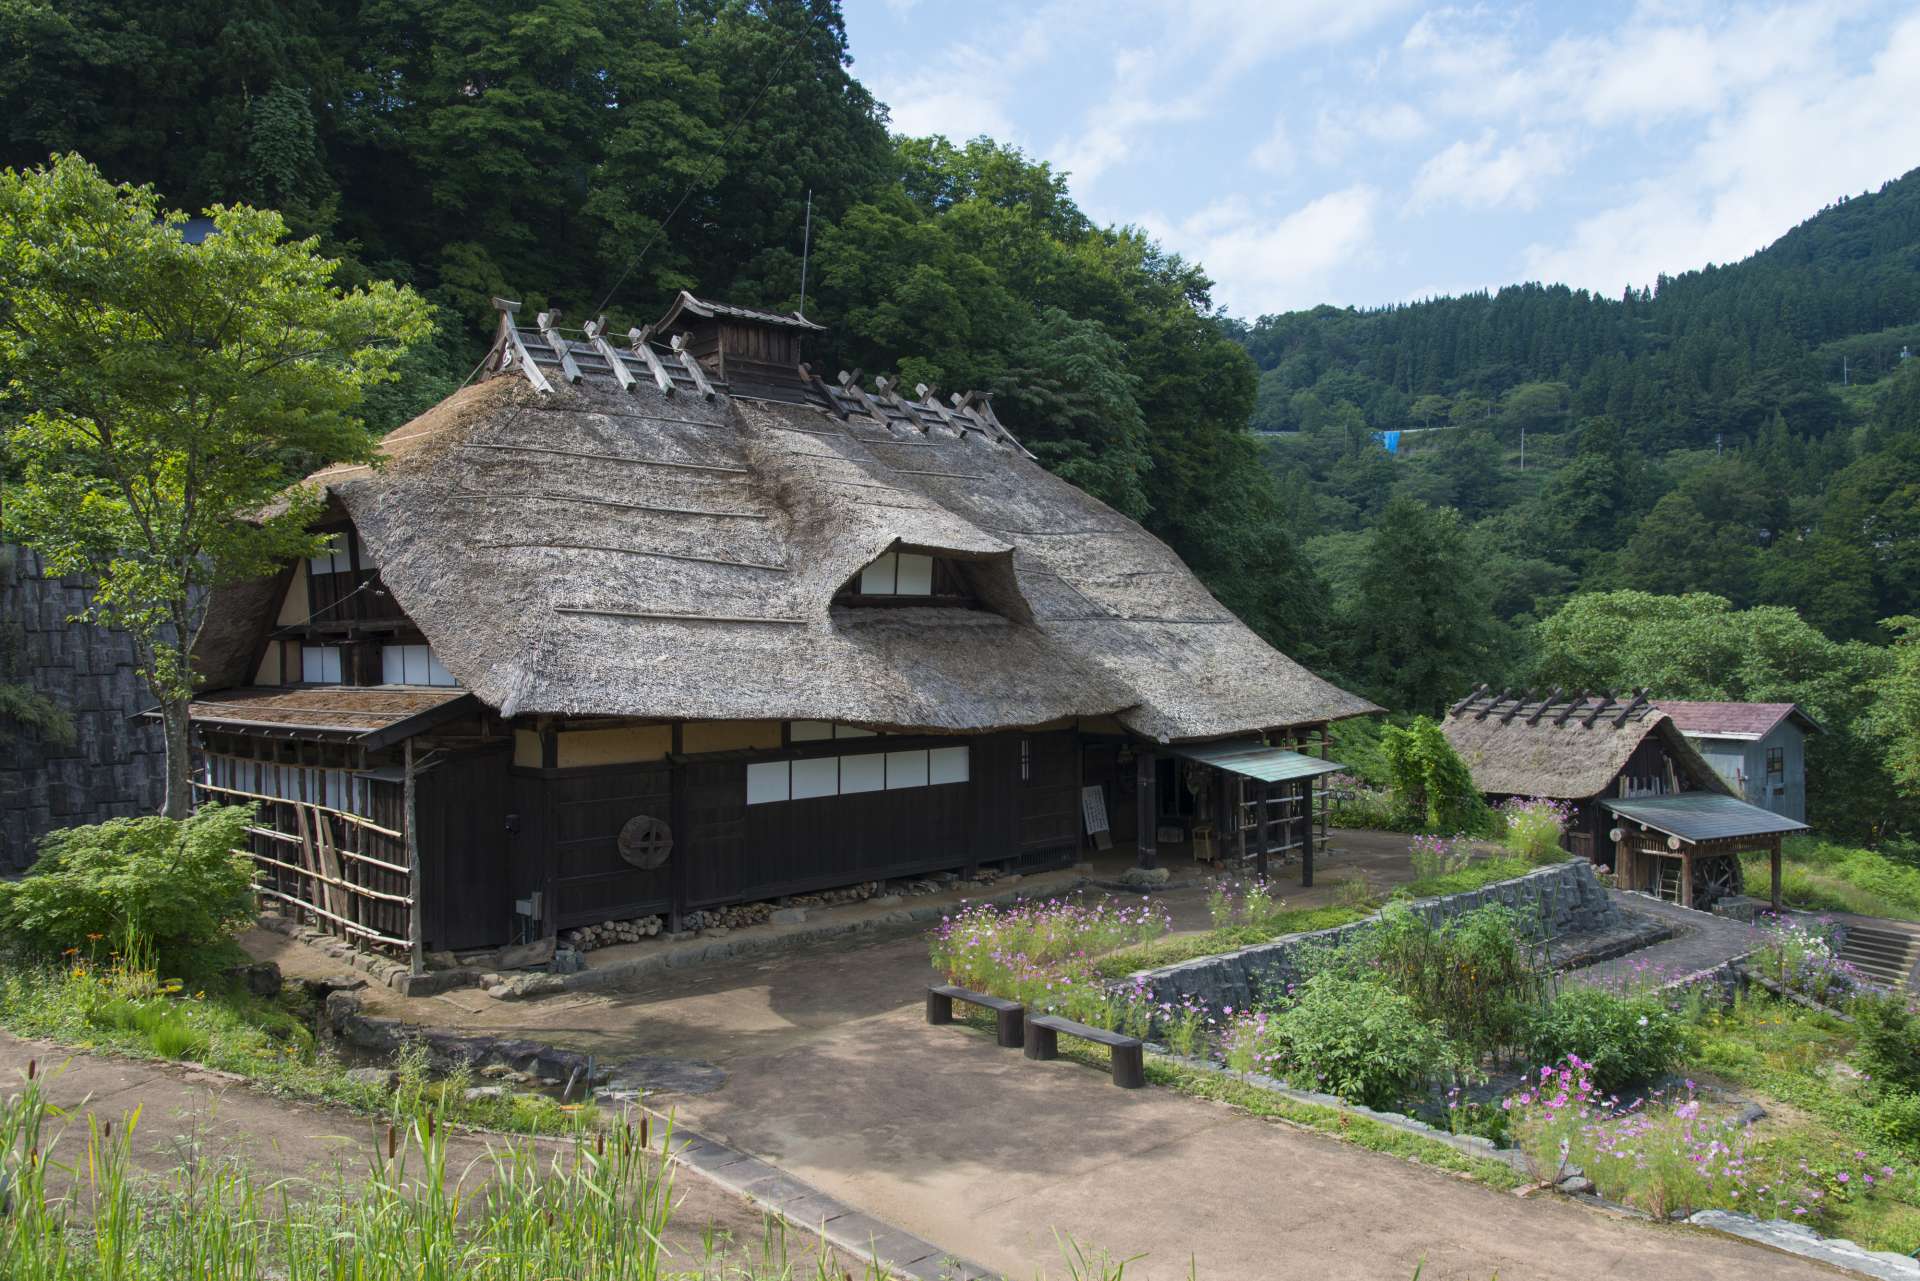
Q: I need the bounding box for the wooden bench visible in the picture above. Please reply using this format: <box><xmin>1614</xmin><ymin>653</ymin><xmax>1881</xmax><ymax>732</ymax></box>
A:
<box><xmin>1024</xmin><ymin>1013</ymin><xmax>1146</xmax><ymax>1088</ymax></box>
<box><xmin>926</xmin><ymin>984</ymin><xmax>1025</xmax><ymax>1048</ymax></box>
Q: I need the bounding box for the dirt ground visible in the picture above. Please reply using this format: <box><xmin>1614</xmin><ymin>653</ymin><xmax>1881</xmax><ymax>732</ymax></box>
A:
<box><xmin>233</xmin><ymin>833</ymin><xmax>1843</xmax><ymax>1280</ymax></box>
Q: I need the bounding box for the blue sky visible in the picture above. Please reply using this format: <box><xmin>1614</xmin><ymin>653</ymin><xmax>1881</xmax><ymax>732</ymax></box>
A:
<box><xmin>840</xmin><ymin>1</ymin><xmax>1920</xmax><ymax>319</ymax></box>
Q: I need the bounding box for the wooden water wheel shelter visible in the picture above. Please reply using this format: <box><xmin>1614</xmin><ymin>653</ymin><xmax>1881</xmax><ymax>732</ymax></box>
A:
<box><xmin>185</xmin><ymin>293</ymin><xmax>1377</xmax><ymax>969</ymax></box>
<box><xmin>1442</xmin><ymin>687</ymin><xmax>1805</xmax><ymax>910</ymax></box>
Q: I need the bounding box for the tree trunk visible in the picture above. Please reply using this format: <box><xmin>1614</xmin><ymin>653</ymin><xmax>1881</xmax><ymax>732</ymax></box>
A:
<box><xmin>161</xmin><ymin>696</ymin><xmax>194</xmax><ymax>819</ymax></box>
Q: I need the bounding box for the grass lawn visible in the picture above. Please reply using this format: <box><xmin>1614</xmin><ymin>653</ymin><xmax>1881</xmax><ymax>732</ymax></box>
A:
<box><xmin>0</xmin><ymin>951</ymin><xmax>585</xmax><ymax>1136</ymax></box>
<box><xmin>1742</xmin><ymin>835</ymin><xmax>1920</xmax><ymax>921</ymax></box>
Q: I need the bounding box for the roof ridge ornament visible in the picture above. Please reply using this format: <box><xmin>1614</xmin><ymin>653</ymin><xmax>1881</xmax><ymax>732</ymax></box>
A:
<box><xmin>535</xmin><ymin>310</ymin><xmax>582</xmax><ymax>384</ymax></box>
<box><xmin>492</xmin><ymin>297</ymin><xmax>554</xmax><ymax>395</ymax></box>
<box><xmin>837</xmin><ymin>369</ymin><xmax>888</xmax><ymax>425</ymax></box>
<box><xmin>582</xmin><ymin>315</ymin><xmax>637</xmax><ymax>393</ymax></box>
<box><xmin>873</xmin><ymin>375</ymin><xmax>928</xmax><ymax>432</ymax></box>
<box><xmin>624</xmin><ymin>324</ymin><xmax>678</xmax><ymax>396</ymax></box>
<box><xmin>668</xmin><ymin>332</ymin><xmax>717</xmax><ymax>400</ymax></box>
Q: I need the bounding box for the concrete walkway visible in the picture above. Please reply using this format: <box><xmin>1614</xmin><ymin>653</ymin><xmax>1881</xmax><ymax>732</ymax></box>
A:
<box><xmin>1566</xmin><ymin>892</ymin><xmax>1766</xmax><ymax>992</ymax></box>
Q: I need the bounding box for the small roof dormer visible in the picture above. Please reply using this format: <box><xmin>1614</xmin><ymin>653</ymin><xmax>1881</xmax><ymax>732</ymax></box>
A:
<box><xmin>647</xmin><ymin>291</ymin><xmax>824</xmax><ymax>387</ymax></box>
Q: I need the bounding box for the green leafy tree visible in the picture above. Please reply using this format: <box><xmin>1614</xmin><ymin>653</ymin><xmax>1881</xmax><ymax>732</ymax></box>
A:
<box><xmin>1345</xmin><ymin>497</ymin><xmax>1504</xmax><ymax>714</ymax></box>
<box><xmin>1533</xmin><ymin>591</ymin><xmax>1897</xmax><ymax>836</ymax></box>
<box><xmin>0</xmin><ymin>154</ymin><xmax>431</xmax><ymax>816</ymax></box>
<box><xmin>1380</xmin><ymin>715</ymin><xmax>1493</xmax><ymax>833</ymax></box>
<box><xmin>1618</xmin><ymin>492</ymin><xmax>1756</xmax><ymax>603</ymax></box>
<box><xmin>1872</xmin><ymin>616</ymin><xmax>1920</xmax><ymax>814</ymax></box>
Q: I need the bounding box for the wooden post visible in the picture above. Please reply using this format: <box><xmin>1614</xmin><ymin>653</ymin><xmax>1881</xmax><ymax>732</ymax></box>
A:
<box><xmin>1253</xmin><ymin>781</ymin><xmax>1270</xmax><ymax>879</ymax></box>
<box><xmin>1679</xmin><ymin>848</ymin><xmax>1694</xmax><ymax>909</ymax></box>
<box><xmin>1235</xmin><ymin>776</ymin><xmax>1248</xmax><ymax>868</ymax></box>
<box><xmin>1770</xmin><ymin>834</ymin><xmax>1783</xmax><ymax>913</ymax></box>
<box><xmin>1135</xmin><ymin>748</ymin><xmax>1157</xmax><ymax>869</ymax></box>
<box><xmin>1299</xmin><ymin>778</ymin><xmax>1315</xmax><ymax>888</ymax></box>
<box><xmin>668</xmin><ymin>723</ymin><xmax>688</xmax><ymax>934</ymax></box>
<box><xmin>404</xmin><ymin>737</ymin><xmax>424</xmax><ymax>975</ymax></box>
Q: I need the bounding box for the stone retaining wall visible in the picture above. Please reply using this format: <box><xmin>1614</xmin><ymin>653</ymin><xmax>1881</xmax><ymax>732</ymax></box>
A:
<box><xmin>0</xmin><ymin>545</ymin><xmax>165</xmax><ymax>870</ymax></box>
<box><xmin>1126</xmin><ymin>860</ymin><xmax>1621</xmax><ymax>1014</ymax></box>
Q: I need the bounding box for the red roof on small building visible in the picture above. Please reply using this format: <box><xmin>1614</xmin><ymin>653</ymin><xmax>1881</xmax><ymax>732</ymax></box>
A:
<box><xmin>1655</xmin><ymin>701</ymin><xmax>1821</xmax><ymax>740</ymax></box>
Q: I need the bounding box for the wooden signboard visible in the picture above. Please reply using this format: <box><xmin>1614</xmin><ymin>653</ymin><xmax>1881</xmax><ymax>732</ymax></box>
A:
<box><xmin>1081</xmin><ymin>785</ymin><xmax>1112</xmax><ymax>850</ymax></box>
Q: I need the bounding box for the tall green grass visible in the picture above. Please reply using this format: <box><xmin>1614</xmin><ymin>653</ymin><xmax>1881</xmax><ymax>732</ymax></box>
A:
<box><xmin>1743</xmin><ymin>836</ymin><xmax>1920</xmax><ymax>921</ymax></box>
<box><xmin>0</xmin><ymin>1070</ymin><xmax>885</xmax><ymax>1280</ymax></box>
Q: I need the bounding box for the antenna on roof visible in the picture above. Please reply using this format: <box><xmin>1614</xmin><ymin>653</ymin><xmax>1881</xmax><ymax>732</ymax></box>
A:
<box><xmin>797</xmin><ymin>188</ymin><xmax>814</xmax><ymax>320</ymax></box>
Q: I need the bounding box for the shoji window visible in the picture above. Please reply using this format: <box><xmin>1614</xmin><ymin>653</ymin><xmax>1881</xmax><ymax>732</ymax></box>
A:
<box><xmin>745</xmin><ymin>746</ymin><xmax>970</xmax><ymax>805</ymax></box>
<box><xmin>301</xmin><ymin>645</ymin><xmax>343</xmax><ymax>683</ymax></box>
<box><xmin>382</xmin><ymin>644</ymin><xmax>456</xmax><ymax>687</ymax></box>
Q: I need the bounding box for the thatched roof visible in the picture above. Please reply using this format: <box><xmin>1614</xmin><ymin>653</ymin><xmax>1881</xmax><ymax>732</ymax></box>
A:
<box><xmin>196</xmin><ymin>300</ymin><xmax>1377</xmax><ymax>741</ymax></box>
<box><xmin>1441</xmin><ymin>688</ymin><xmax>1732</xmax><ymax>801</ymax></box>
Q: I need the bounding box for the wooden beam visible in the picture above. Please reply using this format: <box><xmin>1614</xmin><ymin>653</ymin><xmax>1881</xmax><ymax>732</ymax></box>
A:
<box><xmin>1583</xmin><ymin>691</ymin><xmax>1616</xmax><ymax>728</ymax></box>
<box><xmin>1527</xmin><ymin>688</ymin><xmax>1562</xmax><ymax>725</ymax></box>
<box><xmin>1554</xmin><ymin>692</ymin><xmax>1586</xmax><ymax>727</ymax></box>
<box><xmin>536</xmin><ymin>311</ymin><xmax>583</xmax><ymax>384</ymax></box>
<box><xmin>1299</xmin><ymin>777</ymin><xmax>1315</xmax><ymax>889</ymax></box>
<box><xmin>838</xmin><ymin>369</ymin><xmax>888</xmax><ymax>424</ymax></box>
<box><xmin>1499</xmin><ymin>690</ymin><xmax>1526</xmax><ymax>724</ymax></box>
<box><xmin>875</xmin><ymin>375</ymin><xmax>928</xmax><ymax>431</ymax></box>
<box><xmin>914</xmin><ymin>383</ymin><xmax>967</xmax><ymax>435</ymax></box>
<box><xmin>670</xmin><ymin>333</ymin><xmax>717</xmax><ymax>400</ymax></box>
<box><xmin>625</xmin><ymin>326</ymin><xmax>678</xmax><ymax>396</ymax></box>
<box><xmin>582</xmin><ymin>316</ymin><xmax>636</xmax><ymax>392</ymax></box>
<box><xmin>1614</xmin><ymin>690</ymin><xmax>1650</xmax><ymax>726</ymax></box>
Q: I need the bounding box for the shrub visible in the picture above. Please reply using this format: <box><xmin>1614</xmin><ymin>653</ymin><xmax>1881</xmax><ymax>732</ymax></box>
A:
<box><xmin>0</xmin><ymin>806</ymin><xmax>257</xmax><ymax>961</ymax></box>
<box><xmin>1266</xmin><ymin>972</ymin><xmax>1445</xmax><ymax>1109</ymax></box>
<box><xmin>1365</xmin><ymin>903</ymin><xmax>1544</xmax><ymax>1062</ymax></box>
<box><xmin>1524</xmin><ymin>986</ymin><xmax>1684</xmax><ymax>1092</ymax></box>
<box><xmin>1854</xmin><ymin>992</ymin><xmax>1920</xmax><ymax>1094</ymax></box>
<box><xmin>1380</xmin><ymin>716</ymin><xmax>1495</xmax><ymax>834</ymax></box>
<box><xmin>1500</xmin><ymin>797</ymin><xmax>1575</xmax><ymax>865</ymax></box>
<box><xmin>1407</xmin><ymin>833</ymin><xmax>1468</xmax><ymax>881</ymax></box>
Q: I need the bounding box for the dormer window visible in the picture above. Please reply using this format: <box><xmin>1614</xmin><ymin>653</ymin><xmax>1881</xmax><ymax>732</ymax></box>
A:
<box><xmin>837</xmin><ymin>551</ymin><xmax>978</xmax><ymax>606</ymax></box>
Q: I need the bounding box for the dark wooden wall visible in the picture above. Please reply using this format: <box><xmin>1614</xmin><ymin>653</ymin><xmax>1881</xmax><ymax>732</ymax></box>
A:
<box><xmin>417</xmin><ymin>746</ymin><xmax>511</xmax><ymax>951</ymax></box>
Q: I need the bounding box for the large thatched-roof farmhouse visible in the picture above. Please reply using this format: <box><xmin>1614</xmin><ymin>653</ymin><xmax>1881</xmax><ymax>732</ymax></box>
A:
<box><xmin>186</xmin><ymin>295</ymin><xmax>1377</xmax><ymax>967</ymax></box>
<box><xmin>1442</xmin><ymin>687</ymin><xmax>1805</xmax><ymax>910</ymax></box>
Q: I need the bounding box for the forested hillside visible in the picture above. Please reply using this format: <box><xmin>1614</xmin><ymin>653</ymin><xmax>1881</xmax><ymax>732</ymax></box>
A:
<box><xmin>0</xmin><ymin>0</ymin><xmax>1316</xmax><ymax>659</ymax></box>
<box><xmin>1238</xmin><ymin>166</ymin><xmax>1920</xmax><ymax>691</ymax></box>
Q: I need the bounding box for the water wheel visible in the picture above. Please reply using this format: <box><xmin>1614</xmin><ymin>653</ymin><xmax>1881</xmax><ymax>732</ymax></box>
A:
<box><xmin>1690</xmin><ymin>853</ymin><xmax>1744</xmax><ymax>909</ymax></box>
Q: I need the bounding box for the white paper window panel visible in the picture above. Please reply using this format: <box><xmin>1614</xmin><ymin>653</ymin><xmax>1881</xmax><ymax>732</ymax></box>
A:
<box><xmin>833</xmin><ymin>724</ymin><xmax>876</xmax><ymax>739</ymax></box>
<box><xmin>384</xmin><ymin>644</ymin><xmax>456</xmax><ymax>687</ymax></box>
<box><xmin>859</xmin><ymin>553</ymin><xmax>897</xmax><ymax>595</ymax></box>
<box><xmin>929</xmin><ymin>746</ymin><xmax>969</xmax><ymax>785</ymax></box>
<box><xmin>839</xmin><ymin>754</ymin><xmax>886</xmax><ymax>794</ymax></box>
<box><xmin>308</xmin><ymin>534</ymin><xmax>350</xmax><ymax>576</ymax></box>
<box><xmin>302</xmin><ymin>645</ymin><xmax>341</xmax><ymax>683</ymax></box>
<box><xmin>746</xmin><ymin>761</ymin><xmax>790</xmax><ymax>805</ymax></box>
<box><xmin>886</xmin><ymin>749</ymin><xmax>929</xmax><ymax>790</ymax></box>
<box><xmin>895</xmin><ymin>553</ymin><xmax>933</xmax><ymax>595</ymax></box>
<box><xmin>791</xmin><ymin>756</ymin><xmax>840</xmax><ymax>800</ymax></box>
<box><xmin>790</xmin><ymin>720</ymin><xmax>833</xmax><ymax>741</ymax></box>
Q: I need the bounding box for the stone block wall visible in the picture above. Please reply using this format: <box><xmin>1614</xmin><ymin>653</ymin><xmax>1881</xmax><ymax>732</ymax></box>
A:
<box><xmin>0</xmin><ymin>545</ymin><xmax>165</xmax><ymax>871</ymax></box>
<box><xmin>1125</xmin><ymin>860</ymin><xmax>1621</xmax><ymax>1015</ymax></box>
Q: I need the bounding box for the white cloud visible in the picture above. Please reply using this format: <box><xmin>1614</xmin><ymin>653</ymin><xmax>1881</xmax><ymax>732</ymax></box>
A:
<box><xmin>1312</xmin><ymin>102</ymin><xmax>1427</xmax><ymax>164</ymax></box>
<box><xmin>1251</xmin><ymin>117</ymin><xmax>1295</xmax><ymax>175</ymax></box>
<box><xmin>1144</xmin><ymin>186</ymin><xmax>1380</xmax><ymax>316</ymax></box>
<box><xmin>1523</xmin><ymin>10</ymin><xmax>1920</xmax><ymax>290</ymax></box>
<box><xmin>1410</xmin><ymin>130</ymin><xmax>1569</xmax><ymax>212</ymax></box>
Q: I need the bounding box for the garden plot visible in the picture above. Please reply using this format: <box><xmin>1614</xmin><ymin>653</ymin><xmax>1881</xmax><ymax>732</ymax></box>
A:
<box><xmin>929</xmin><ymin>862</ymin><xmax>1920</xmax><ymax>1259</ymax></box>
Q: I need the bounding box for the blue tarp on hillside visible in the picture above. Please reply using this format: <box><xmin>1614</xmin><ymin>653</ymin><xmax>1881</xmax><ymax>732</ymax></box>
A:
<box><xmin>1374</xmin><ymin>430</ymin><xmax>1401</xmax><ymax>454</ymax></box>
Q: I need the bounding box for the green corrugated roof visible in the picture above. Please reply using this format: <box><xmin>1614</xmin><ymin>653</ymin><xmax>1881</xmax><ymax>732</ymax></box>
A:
<box><xmin>1600</xmin><ymin>792</ymin><xmax>1808</xmax><ymax>844</ymax></box>
<box><xmin>1170</xmin><ymin>740</ymin><xmax>1347</xmax><ymax>783</ymax></box>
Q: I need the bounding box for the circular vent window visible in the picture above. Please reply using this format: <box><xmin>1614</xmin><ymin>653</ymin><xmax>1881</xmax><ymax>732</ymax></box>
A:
<box><xmin>617</xmin><ymin>816</ymin><xmax>674</xmax><ymax>870</ymax></box>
